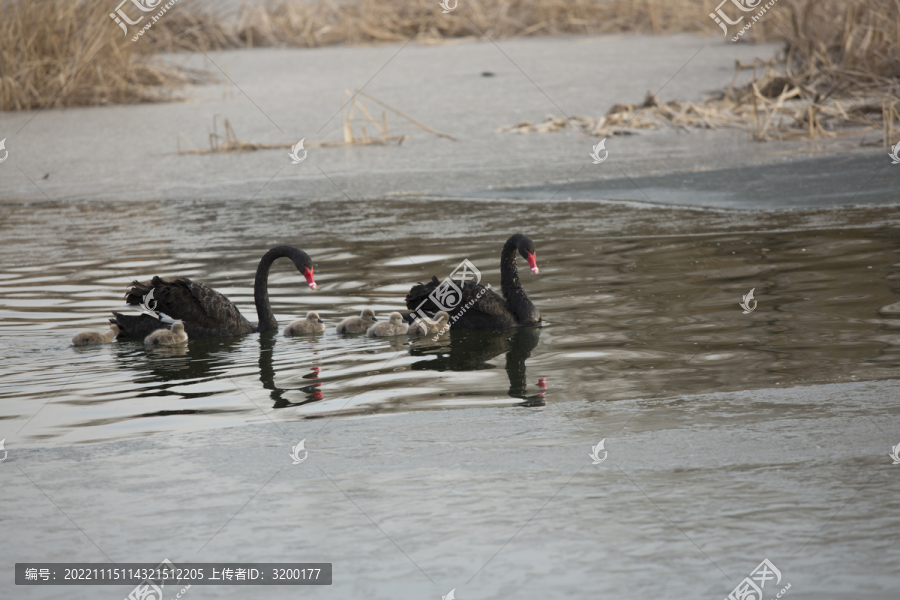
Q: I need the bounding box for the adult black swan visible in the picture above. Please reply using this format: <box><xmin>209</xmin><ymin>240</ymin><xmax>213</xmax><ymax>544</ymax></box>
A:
<box><xmin>405</xmin><ymin>233</ymin><xmax>541</xmax><ymax>330</ymax></box>
<box><xmin>111</xmin><ymin>246</ymin><xmax>317</xmax><ymax>339</ymax></box>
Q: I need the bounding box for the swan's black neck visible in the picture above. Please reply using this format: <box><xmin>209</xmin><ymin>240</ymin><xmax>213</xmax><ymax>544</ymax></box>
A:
<box><xmin>254</xmin><ymin>246</ymin><xmax>309</xmax><ymax>333</ymax></box>
<box><xmin>500</xmin><ymin>234</ymin><xmax>539</xmax><ymax>324</ymax></box>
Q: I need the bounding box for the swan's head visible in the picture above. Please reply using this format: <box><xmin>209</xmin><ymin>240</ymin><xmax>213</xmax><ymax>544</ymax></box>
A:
<box><xmin>306</xmin><ymin>311</ymin><xmax>324</xmax><ymax>323</ymax></box>
<box><xmin>171</xmin><ymin>322</ymin><xmax>185</xmax><ymax>333</ymax></box>
<box><xmin>361</xmin><ymin>308</ymin><xmax>377</xmax><ymax>321</ymax></box>
<box><xmin>517</xmin><ymin>234</ymin><xmax>539</xmax><ymax>274</ymax></box>
<box><xmin>288</xmin><ymin>248</ymin><xmax>317</xmax><ymax>290</ymax></box>
<box><xmin>434</xmin><ymin>311</ymin><xmax>450</xmax><ymax>324</ymax></box>
<box><xmin>388</xmin><ymin>312</ymin><xmax>404</xmax><ymax>325</ymax></box>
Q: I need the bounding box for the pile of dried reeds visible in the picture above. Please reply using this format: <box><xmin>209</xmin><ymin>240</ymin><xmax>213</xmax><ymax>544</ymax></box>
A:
<box><xmin>0</xmin><ymin>0</ymin><xmax>208</xmax><ymax>112</ymax></box>
<box><xmin>500</xmin><ymin>0</ymin><xmax>900</xmax><ymax>144</ymax></box>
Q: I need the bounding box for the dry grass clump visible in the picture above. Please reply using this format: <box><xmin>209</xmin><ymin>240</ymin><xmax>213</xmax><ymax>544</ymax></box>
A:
<box><xmin>225</xmin><ymin>0</ymin><xmax>716</xmax><ymax>49</ymax></box>
<box><xmin>500</xmin><ymin>0</ymin><xmax>900</xmax><ymax>143</ymax></box>
<box><xmin>0</xmin><ymin>0</ymin><xmax>209</xmax><ymax>111</ymax></box>
<box><xmin>144</xmin><ymin>0</ymin><xmax>724</xmax><ymax>53</ymax></box>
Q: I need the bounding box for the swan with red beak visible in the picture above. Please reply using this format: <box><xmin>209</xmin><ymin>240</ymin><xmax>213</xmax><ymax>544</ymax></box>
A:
<box><xmin>112</xmin><ymin>245</ymin><xmax>318</xmax><ymax>338</ymax></box>
<box><xmin>404</xmin><ymin>233</ymin><xmax>542</xmax><ymax>330</ymax></box>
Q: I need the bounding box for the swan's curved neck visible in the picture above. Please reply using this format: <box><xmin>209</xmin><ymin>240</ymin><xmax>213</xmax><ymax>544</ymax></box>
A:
<box><xmin>254</xmin><ymin>246</ymin><xmax>301</xmax><ymax>333</ymax></box>
<box><xmin>500</xmin><ymin>236</ymin><xmax>523</xmax><ymax>298</ymax></box>
<box><xmin>500</xmin><ymin>235</ymin><xmax>536</xmax><ymax>322</ymax></box>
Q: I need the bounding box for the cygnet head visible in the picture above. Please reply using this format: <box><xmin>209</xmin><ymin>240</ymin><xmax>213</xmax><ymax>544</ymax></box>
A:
<box><xmin>388</xmin><ymin>312</ymin><xmax>403</xmax><ymax>325</ymax></box>
<box><xmin>307</xmin><ymin>311</ymin><xmax>324</xmax><ymax>323</ymax></box>
<box><xmin>171</xmin><ymin>322</ymin><xmax>185</xmax><ymax>333</ymax></box>
<box><xmin>361</xmin><ymin>308</ymin><xmax>377</xmax><ymax>321</ymax></box>
<box><xmin>434</xmin><ymin>311</ymin><xmax>450</xmax><ymax>324</ymax></box>
<box><xmin>109</xmin><ymin>324</ymin><xmax>121</xmax><ymax>334</ymax></box>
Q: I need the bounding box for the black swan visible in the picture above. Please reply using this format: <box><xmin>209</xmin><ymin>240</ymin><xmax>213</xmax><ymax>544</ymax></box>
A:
<box><xmin>284</xmin><ymin>311</ymin><xmax>325</xmax><ymax>336</ymax></box>
<box><xmin>145</xmin><ymin>322</ymin><xmax>188</xmax><ymax>346</ymax></box>
<box><xmin>405</xmin><ymin>233</ymin><xmax>541</xmax><ymax>330</ymax></box>
<box><xmin>72</xmin><ymin>324</ymin><xmax>120</xmax><ymax>346</ymax></box>
<box><xmin>335</xmin><ymin>308</ymin><xmax>377</xmax><ymax>334</ymax></box>
<box><xmin>111</xmin><ymin>246</ymin><xmax>316</xmax><ymax>339</ymax></box>
<box><xmin>366</xmin><ymin>312</ymin><xmax>409</xmax><ymax>337</ymax></box>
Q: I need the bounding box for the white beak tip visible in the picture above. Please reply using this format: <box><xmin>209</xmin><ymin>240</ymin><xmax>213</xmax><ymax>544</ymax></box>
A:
<box><xmin>309</xmin><ymin>283</ymin><xmax>317</xmax><ymax>290</ymax></box>
<box><xmin>531</xmin><ymin>267</ymin><xmax>540</xmax><ymax>274</ymax></box>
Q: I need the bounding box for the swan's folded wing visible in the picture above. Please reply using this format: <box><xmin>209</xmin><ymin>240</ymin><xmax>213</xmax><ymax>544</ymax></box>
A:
<box><xmin>125</xmin><ymin>277</ymin><xmax>252</xmax><ymax>335</ymax></box>
<box><xmin>406</xmin><ymin>277</ymin><xmax>517</xmax><ymax>329</ymax></box>
<box><xmin>186</xmin><ymin>280</ymin><xmax>247</xmax><ymax>323</ymax></box>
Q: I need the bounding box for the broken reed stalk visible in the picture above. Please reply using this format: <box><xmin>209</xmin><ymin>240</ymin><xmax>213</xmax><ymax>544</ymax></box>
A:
<box><xmin>177</xmin><ymin>90</ymin><xmax>454</xmax><ymax>155</ymax></box>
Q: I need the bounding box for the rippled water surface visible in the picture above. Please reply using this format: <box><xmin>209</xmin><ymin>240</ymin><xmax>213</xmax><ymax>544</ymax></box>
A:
<box><xmin>2</xmin><ymin>198</ymin><xmax>900</xmax><ymax>446</ymax></box>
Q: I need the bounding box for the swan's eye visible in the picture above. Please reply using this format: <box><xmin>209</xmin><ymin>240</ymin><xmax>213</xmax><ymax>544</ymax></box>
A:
<box><xmin>303</xmin><ymin>266</ymin><xmax>317</xmax><ymax>290</ymax></box>
<box><xmin>525</xmin><ymin>252</ymin><xmax>539</xmax><ymax>274</ymax></box>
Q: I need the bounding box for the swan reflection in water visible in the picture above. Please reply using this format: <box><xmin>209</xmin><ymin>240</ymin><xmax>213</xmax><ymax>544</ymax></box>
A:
<box><xmin>113</xmin><ymin>335</ymin><xmax>243</xmax><ymax>387</ymax></box>
<box><xmin>115</xmin><ymin>326</ymin><xmax>543</xmax><ymax>411</ymax></box>
<box><xmin>258</xmin><ymin>331</ymin><xmax>323</xmax><ymax>408</ymax></box>
<box><xmin>259</xmin><ymin>327</ymin><xmax>545</xmax><ymax>409</ymax></box>
<box><xmin>408</xmin><ymin>326</ymin><xmax>545</xmax><ymax>406</ymax></box>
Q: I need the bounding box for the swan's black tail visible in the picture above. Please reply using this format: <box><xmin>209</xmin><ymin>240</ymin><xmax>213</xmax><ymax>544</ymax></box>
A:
<box><xmin>404</xmin><ymin>276</ymin><xmax>441</xmax><ymax>322</ymax></box>
<box><xmin>123</xmin><ymin>276</ymin><xmax>166</xmax><ymax>306</ymax></box>
<box><xmin>110</xmin><ymin>312</ymin><xmax>168</xmax><ymax>339</ymax></box>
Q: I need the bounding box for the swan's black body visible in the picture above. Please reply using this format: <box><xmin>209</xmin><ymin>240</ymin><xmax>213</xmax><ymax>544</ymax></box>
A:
<box><xmin>111</xmin><ymin>246</ymin><xmax>315</xmax><ymax>339</ymax></box>
<box><xmin>405</xmin><ymin>234</ymin><xmax>541</xmax><ymax>331</ymax></box>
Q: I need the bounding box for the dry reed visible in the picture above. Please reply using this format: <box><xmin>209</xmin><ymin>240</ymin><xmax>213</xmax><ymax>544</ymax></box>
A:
<box><xmin>177</xmin><ymin>92</ymin><xmax>451</xmax><ymax>154</ymax></box>
<box><xmin>4</xmin><ymin>0</ymin><xmax>897</xmax><ymax>142</ymax></box>
<box><xmin>500</xmin><ymin>0</ymin><xmax>900</xmax><ymax>143</ymax></box>
<box><xmin>147</xmin><ymin>0</ymin><xmax>722</xmax><ymax>53</ymax></box>
<box><xmin>0</xmin><ymin>0</ymin><xmax>209</xmax><ymax>111</ymax></box>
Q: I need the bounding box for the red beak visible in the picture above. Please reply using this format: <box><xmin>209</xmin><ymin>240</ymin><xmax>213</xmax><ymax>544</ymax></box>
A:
<box><xmin>303</xmin><ymin>266</ymin><xmax>317</xmax><ymax>290</ymax></box>
<box><xmin>526</xmin><ymin>252</ymin><xmax>539</xmax><ymax>274</ymax></box>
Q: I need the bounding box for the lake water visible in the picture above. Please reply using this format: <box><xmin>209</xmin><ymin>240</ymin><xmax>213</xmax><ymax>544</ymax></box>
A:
<box><xmin>2</xmin><ymin>196</ymin><xmax>899</xmax><ymax>599</ymax></box>
<box><xmin>2</xmin><ymin>197</ymin><xmax>899</xmax><ymax>445</ymax></box>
